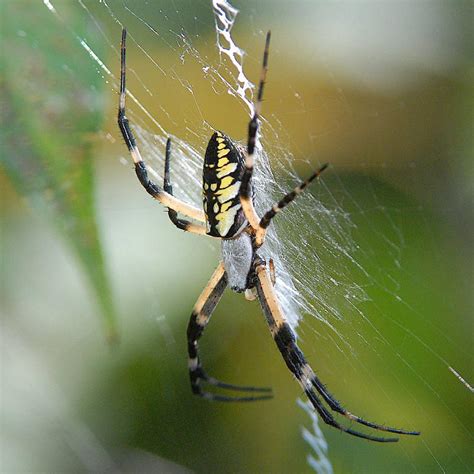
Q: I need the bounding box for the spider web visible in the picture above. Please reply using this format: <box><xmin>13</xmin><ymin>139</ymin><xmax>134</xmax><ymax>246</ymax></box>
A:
<box><xmin>14</xmin><ymin>0</ymin><xmax>471</xmax><ymax>472</ymax></box>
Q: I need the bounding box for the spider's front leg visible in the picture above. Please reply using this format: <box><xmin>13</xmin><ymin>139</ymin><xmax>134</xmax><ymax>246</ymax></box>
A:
<box><xmin>117</xmin><ymin>28</ymin><xmax>206</xmax><ymax>228</ymax></box>
<box><xmin>238</xmin><ymin>30</ymin><xmax>329</xmax><ymax>247</ymax></box>
<box><xmin>187</xmin><ymin>262</ymin><xmax>273</xmax><ymax>402</ymax></box>
<box><xmin>239</xmin><ymin>32</ymin><xmax>271</xmax><ymax>232</ymax></box>
<box><xmin>254</xmin><ymin>260</ymin><xmax>420</xmax><ymax>442</ymax></box>
<box><xmin>163</xmin><ymin>138</ymin><xmax>207</xmax><ymax>235</ymax></box>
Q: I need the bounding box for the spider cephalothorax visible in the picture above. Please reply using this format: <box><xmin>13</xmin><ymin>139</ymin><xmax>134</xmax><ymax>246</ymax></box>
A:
<box><xmin>118</xmin><ymin>28</ymin><xmax>420</xmax><ymax>443</ymax></box>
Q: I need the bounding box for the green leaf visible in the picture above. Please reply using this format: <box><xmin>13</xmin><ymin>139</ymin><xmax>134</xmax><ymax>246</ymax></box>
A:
<box><xmin>0</xmin><ymin>1</ymin><xmax>118</xmax><ymax>342</ymax></box>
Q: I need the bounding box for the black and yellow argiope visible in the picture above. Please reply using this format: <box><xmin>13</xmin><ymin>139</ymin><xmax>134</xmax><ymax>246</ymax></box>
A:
<box><xmin>118</xmin><ymin>28</ymin><xmax>420</xmax><ymax>443</ymax></box>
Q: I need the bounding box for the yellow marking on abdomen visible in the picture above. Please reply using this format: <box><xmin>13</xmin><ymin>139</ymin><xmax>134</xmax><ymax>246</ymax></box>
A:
<box><xmin>216</xmin><ymin>182</ymin><xmax>240</xmax><ymax>203</ymax></box>
<box><xmin>217</xmin><ymin>148</ymin><xmax>230</xmax><ymax>158</ymax></box>
<box><xmin>216</xmin><ymin>206</ymin><xmax>239</xmax><ymax>235</ymax></box>
<box><xmin>219</xmin><ymin>176</ymin><xmax>234</xmax><ymax>189</ymax></box>
<box><xmin>217</xmin><ymin>163</ymin><xmax>237</xmax><ymax>178</ymax></box>
<box><xmin>220</xmin><ymin>201</ymin><xmax>233</xmax><ymax>213</ymax></box>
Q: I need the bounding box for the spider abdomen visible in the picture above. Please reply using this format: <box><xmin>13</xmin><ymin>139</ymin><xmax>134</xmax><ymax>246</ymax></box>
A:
<box><xmin>203</xmin><ymin>131</ymin><xmax>247</xmax><ymax>238</ymax></box>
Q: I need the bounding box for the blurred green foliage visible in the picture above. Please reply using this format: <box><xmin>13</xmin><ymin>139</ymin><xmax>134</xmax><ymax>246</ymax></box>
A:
<box><xmin>1</xmin><ymin>1</ymin><xmax>472</xmax><ymax>473</ymax></box>
<box><xmin>0</xmin><ymin>1</ymin><xmax>117</xmax><ymax>341</ymax></box>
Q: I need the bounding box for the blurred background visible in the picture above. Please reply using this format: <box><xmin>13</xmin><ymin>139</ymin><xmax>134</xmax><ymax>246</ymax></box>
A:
<box><xmin>1</xmin><ymin>1</ymin><xmax>472</xmax><ymax>473</ymax></box>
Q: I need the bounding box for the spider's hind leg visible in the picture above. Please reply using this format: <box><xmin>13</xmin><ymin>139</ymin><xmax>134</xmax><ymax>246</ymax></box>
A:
<box><xmin>187</xmin><ymin>262</ymin><xmax>273</xmax><ymax>402</ymax></box>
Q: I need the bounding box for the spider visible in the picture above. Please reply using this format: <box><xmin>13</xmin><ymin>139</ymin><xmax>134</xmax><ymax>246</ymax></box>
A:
<box><xmin>117</xmin><ymin>28</ymin><xmax>420</xmax><ymax>443</ymax></box>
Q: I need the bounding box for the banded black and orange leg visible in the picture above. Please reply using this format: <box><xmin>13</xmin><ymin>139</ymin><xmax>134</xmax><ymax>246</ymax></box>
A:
<box><xmin>162</xmin><ymin>138</ymin><xmax>207</xmax><ymax>234</ymax></box>
<box><xmin>187</xmin><ymin>262</ymin><xmax>273</xmax><ymax>402</ymax></box>
<box><xmin>118</xmin><ymin>28</ymin><xmax>206</xmax><ymax>231</ymax></box>
<box><xmin>254</xmin><ymin>260</ymin><xmax>420</xmax><ymax>442</ymax></box>
<box><xmin>255</xmin><ymin>163</ymin><xmax>329</xmax><ymax>246</ymax></box>
<box><xmin>239</xmin><ymin>31</ymin><xmax>271</xmax><ymax>230</ymax></box>
<box><xmin>237</xmin><ymin>31</ymin><xmax>330</xmax><ymax>246</ymax></box>
<box><xmin>268</xmin><ymin>258</ymin><xmax>276</xmax><ymax>286</ymax></box>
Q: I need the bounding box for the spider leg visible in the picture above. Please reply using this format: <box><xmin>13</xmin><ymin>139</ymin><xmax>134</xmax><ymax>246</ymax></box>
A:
<box><xmin>255</xmin><ymin>164</ymin><xmax>328</xmax><ymax>246</ymax></box>
<box><xmin>308</xmin><ymin>370</ymin><xmax>420</xmax><ymax>436</ymax></box>
<box><xmin>187</xmin><ymin>262</ymin><xmax>273</xmax><ymax>402</ymax></box>
<box><xmin>239</xmin><ymin>31</ymin><xmax>271</xmax><ymax>230</ymax></box>
<box><xmin>269</xmin><ymin>258</ymin><xmax>276</xmax><ymax>286</ymax></box>
<box><xmin>163</xmin><ymin>138</ymin><xmax>207</xmax><ymax>235</ymax></box>
<box><xmin>118</xmin><ymin>28</ymin><xmax>205</xmax><ymax>225</ymax></box>
<box><xmin>254</xmin><ymin>261</ymin><xmax>420</xmax><ymax>442</ymax></box>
